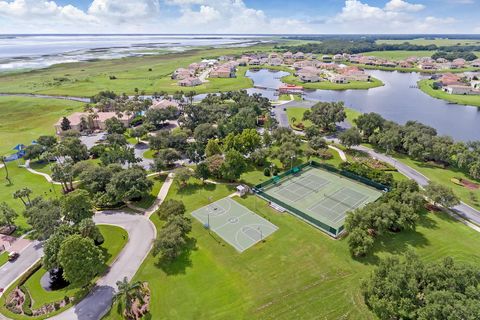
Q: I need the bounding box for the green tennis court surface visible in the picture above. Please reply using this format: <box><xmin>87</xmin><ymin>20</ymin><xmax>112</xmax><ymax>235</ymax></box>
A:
<box><xmin>191</xmin><ymin>197</ymin><xmax>278</xmax><ymax>252</ymax></box>
<box><xmin>260</xmin><ymin>166</ymin><xmax>383</xmax><ymax>236</ymax></box>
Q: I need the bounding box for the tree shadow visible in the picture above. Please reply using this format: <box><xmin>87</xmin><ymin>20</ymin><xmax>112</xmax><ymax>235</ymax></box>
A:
<box><xmin>176</xmin><ymin>181</ymin><xmax>217</xmax><ymax>195</ymax></box>
<box><xmin>345</xmin><ymin>149</ymin><xmax>369</xmax><ymax>158</ymax></box>
<box><xmin>154</xmin><ymin>237</ymin><xmax>197</xmax><ymax>275</ymax></box>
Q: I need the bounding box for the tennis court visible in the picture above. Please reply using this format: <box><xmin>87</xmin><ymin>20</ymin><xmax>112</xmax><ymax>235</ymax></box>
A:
<box><xmin>191</xmin><ymin>197</ymin><xmax>278</xmax><ymax>252</ymax></box>
<box><xmin>258</xmin><ymin>165</ymin><xmax>383</xmax><ymax>237</ymax></box>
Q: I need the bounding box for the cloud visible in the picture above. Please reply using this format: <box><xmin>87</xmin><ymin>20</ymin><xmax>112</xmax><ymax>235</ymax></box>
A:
<box><xmin>384</xmin><ymin>0</ymin><xmax>425</xmax><ymax>12</ymax></box>
<box><xmin>88</xmin><ymin>0</ymin><xmax>160</xmax><ymax>22</ymax></box>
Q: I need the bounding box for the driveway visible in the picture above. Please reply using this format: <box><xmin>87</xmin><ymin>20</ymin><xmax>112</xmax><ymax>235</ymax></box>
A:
<box><xmin>79</xmin><ymin>132</ymin><xmax>107</xmax><ymax>150</ymax></box>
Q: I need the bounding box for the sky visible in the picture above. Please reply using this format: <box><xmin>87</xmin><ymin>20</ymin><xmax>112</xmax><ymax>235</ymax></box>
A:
<box><xmin>0</xmin><ymin>0</ymin><xmax>479</xmax><ymax>34</ymax></box>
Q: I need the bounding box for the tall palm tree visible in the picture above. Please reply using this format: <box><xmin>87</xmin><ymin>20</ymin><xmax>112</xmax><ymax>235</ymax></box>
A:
<box><xmin>113</xmin><ymin>277</ymin><xmax>144</xmax><ymax>318</ymax></box>
<box><xmin>1</xmin><ymin>156</ymin><xmax>11</xmax><ymax>185</ymax></box>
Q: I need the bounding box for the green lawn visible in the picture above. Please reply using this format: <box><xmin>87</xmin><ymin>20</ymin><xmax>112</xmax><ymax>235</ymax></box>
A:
<box><xmin>418</xmin><ymin>79</ymin><xmax>480</xmax><ymax>107</ymax></box>
<box><xmin>278</xmin><ymin>93</ymin><xmax>301</xmax><ymax>101</ymax></box>
<box><xmin>0</xmin><ymin>162</ymin><xmax>62</xmax><ymax>233</ymax></box>
<box><xmin>362</xmin><ymin>50</ymin><xmax>434</xmax><ymax>60</ymax></box>
<box><xmin>281</xmin><ymin>74</ymin><xmax>384</xmax><ymax>90</ymax></box>
<box><xmin>0</xmin><ymin>96</ymin><xmax>84</xmax><ymax>155</ymax></box>
<box><xmin>393</xmin><ymin>153</ymin><xmax>480</xmax><ymax>211</ymax></box>
<box><xmin>131</xmin><ymin>174</ymin><xmax>167</xmax><ymax>209</ymax></box>
<box><xmin>0</xmin><ymin>46</ymin><xmax>279</xmax><ymax>97</ymax></box>
<box><xmin>1</xmin><ymin>225</ymin><xmax>128</xmax><ymax>319</ymax></box>
<box><xmin>0</xmin><ymin>252</ymin><xmax>8</xmax><ymax>267</ymax></box>
<box><xmin>376</xmin><ymin>38</ymin><xmax>480</xmax><ymax>47</ymax></box>
<box><xmin>286</xmin><ymin>107</ymin><xmax>361</xmax><ymax>130</ymax></box>
<box><xmin>104</xmin><ymin>178</ymin><xmax>480</xmax><ymax>320</ymax></box>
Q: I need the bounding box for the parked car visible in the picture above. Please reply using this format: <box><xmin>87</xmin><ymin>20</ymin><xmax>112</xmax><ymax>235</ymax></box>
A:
<box><xmin>8</xmin><ymin>252</ymin><xmax>19</xmax><ymax>262</ymax></box>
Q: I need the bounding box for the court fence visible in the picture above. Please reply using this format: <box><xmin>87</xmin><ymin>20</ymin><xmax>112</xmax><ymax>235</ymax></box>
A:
<box><xmin>252</xmin><ymin>161</ymin><xmax>388</xmax><ymax>237</ymax></box>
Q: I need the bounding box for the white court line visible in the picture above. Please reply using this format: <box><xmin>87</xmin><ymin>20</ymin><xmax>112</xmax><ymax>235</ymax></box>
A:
<box><xmin>213</xmin><ymin>212</ymin><xmax>250</xmax><ymax>232</ymax></box>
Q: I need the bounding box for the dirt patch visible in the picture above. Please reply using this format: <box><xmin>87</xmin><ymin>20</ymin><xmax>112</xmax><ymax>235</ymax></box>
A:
<box><xmin>460</xmin><ymin>178</ymin><xmax>480</xmax><ymax>190</ymax></box>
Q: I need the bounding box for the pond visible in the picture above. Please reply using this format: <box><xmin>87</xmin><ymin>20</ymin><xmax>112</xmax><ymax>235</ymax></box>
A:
<box><xmin>244</xmin><ymin>69</ymin><xmax>480</xmax><ymax>142</ymax></box>
<box><xmin>40</xmin><ymin>268</ymin><xmax>69</xmax><ymax>291</ymax></box>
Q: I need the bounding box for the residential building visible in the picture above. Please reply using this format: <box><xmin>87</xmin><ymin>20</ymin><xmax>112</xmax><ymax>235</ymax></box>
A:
<box><xmin>178</xmin><ymin>77</ymin><xmax>202</xmax><ymax>87</ymax></box>
<box><xmin>150</xmin><ymin>99</ymin><xmax>179</xmax><ymax>110</ymax></box>
<box><xmin>55</xmin><ymin>112</ymin><xmax>134</xmax><ymax>134</ymax></box>
<box><xmin>171</xmin><ymin>68</ymin><xmax>193</xmax><ymax>80</ymax></box>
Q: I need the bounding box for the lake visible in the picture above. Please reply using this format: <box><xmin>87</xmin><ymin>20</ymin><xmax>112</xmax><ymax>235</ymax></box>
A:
<box><xmin>245</xmin><ymin>69</ymin><xmax>480</xmax><ymax>141</ymax></box>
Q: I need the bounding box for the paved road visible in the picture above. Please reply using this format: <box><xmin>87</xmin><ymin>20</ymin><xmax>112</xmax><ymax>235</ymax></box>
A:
<box><xmin>0</xmin><ymin>241</ymin><xmax>43</xmax><ymax>297</ymax></box>
<box><xmin>49</xmin><ymin>212</ymin><xmax>156</xmax><ymax>320</ymax></box>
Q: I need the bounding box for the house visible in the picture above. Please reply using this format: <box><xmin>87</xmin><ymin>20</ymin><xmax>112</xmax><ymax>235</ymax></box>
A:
<box><xmin>236</xmin><ymin>58</ymin><xmax>248</xmax><ymax>66</ymax></box>
<box><xmin>322</xmin><ymin>55</ymin><xmax>332</xmax><ymax>61</ymax></box>
<box><xmin>443</xmin><ymin>85</ymin><xmax>478</xmax><ymax>95</ymax></box>
<box><xmin>329</xmin><ymin>74</ymin><xmax>348</xmax><ymax>84</ymax></box>
<box><xmin>293</xmin><ymin>52</ymin><xmax>305</xmax><ymax>60</ymax></box>
<box><xmin>283</xmin><ymin>51</ymin><xmax>293</xmax><ymax>59</ymax></box>
<box><xmin>178</xmin><ymin>77</ymin><xmax>202</xmax><ymax>87</ymax></box>
<box><xmin>269</xmin><ymin>53</ymin><xmax>279</xmax><ymax>59</ymax></box>
<box><xmin>452</xmin><ymin>58</ymin><xmax>466</xmax><ymax>68</ymax></box>
<box><xmin>333</xmin><ymin>54</ymin><xmax>343</xmax><ymax>61</ymax></box>
<box><xmin>150</xmin><ymin>99</ymin><xmax>179</xmax><ymax>110</ymax></box>
<box><xmin>209</xmin><ymin>64</ymin><xmax>236</xmax><ymax>78</ymax></box>
<box><xmin>299</xmin><ymin>72</ymin><xmax>321</xmax><ymax>83</ymax></box>
<box><xmin>55</xmin><ymin>112</ymin><xmax>134</xmax><ymax>134</ymax></box>
<box><xmin>236</xmin><ymin>185</ymin><xmax>249</xmax><ymax>196</ymax></box>
<box><xmin>438</xmin><ymin>73</ymin><xmax>462</xmax><ymax>86</ymax></box>
<box><xmin>269</xmin><ymin>58</ymin><xmax>283</xmax><ymax>66</ymax></box>
<box><xmin>419</xmin><ymin>63</ymin><xmax>436</xmax><ymax>70</ymax></box>
<box><xmin>249</xmin><ymin>59</ymin><xmax>261</xmax><ymax>66</ymax></box>
<box><xmin>171</xmin><ymin>68</ymin><xmax>193</xmax><ymax>80</ymax></box>
<box><xmin>279</xmin><ymin>84</ymin><xmax>303</xmax><ymax>94</ymax></box>
<box><xmin>339</xmin><ymin>66</ymin><xmax>370</xmax><ymax>81</ymax></box>
<box><xmin>399</xmin><ymin>61</ymin><xmax>413</xmax><ymax>68</ymax></box>
<box><xmin>472</xmin><ymin>60</ymin><xmax>480</xmax><ymax>68</ymax></box>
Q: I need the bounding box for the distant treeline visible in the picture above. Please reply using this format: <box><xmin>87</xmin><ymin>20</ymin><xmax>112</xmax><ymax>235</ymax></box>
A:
<box><xmin>276</xmin><ymin>39</ymin><xmax>479</xmax><ymax>60</ymax></box>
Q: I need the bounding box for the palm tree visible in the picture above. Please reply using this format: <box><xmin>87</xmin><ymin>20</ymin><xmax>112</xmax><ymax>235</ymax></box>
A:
<box><xmin>1</xmin><ymin>156</ymin><xmax>11</xmax><ymax>185</ymax></box>
<box><xmin>113</xmin><ymin>277</ymin><xmax>143</xmax><ymax>318</ymax></box>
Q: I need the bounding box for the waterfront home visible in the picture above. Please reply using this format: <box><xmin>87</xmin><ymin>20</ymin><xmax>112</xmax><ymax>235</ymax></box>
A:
<box><xmin>471</xmin><ymin>59</ymin><xmax>480</xmax><ymax>67</ymax></box>
<box><xmin>399</xmin><ymin>61</ymin><xmax>414</xmax><ymax>68</ymax></box>
<box><xmin>279</xmin><ymin>84</ymin><xmax>303</xmax><ymax>94</ymax></box>
<box><xmin>443</xmin><ymin>85</ymin><xmax>479</xmax><ymax>95</ymax></box>
<box><xmin>333</xmin><ymin>54</ymin><xmax>343</xmax><ymax>61</ymax></box>
<box><xmin>269</xmin><ymin>58</ymin><xmax>283</xmax><ymax>66</ymax></box>
<box><xmin>55</xmin><ymin>112</ymin><xmax>134</xmax><ymax>134</ymax></box>
<box><xmin>339</xmin><ymin>66</ymin><xmax>370</xmax><ymax>81</ymax></box>
<box><xmin>419</xmin><ymin>62</ymin><xmax>436</xmax><ymax>70</ymax></box>
<box><xmin>249</xmin><ymin>59</ymin><xmax>261</xmax><ymax>66</ymax></box>
<box><xmin>438</xmin><ymin>73</ymin><xmax>462</xmax><ymax>86</ymax></box>
<box><xmin>178</xmin><ymin>77</ymin><xmax>202</xmax><ymax>87</ymax></box>
<box><xmin>452</xmin><ymin>58</ymin><xmax>467</xmax><ymax>68</ymax></box>
<box><xmin>298</xmin><ymin>72</ymin><xmax>321</xmax><ymax>83</ymax></box>
<box><xmin>201</xmin><ymin>59</ymin><xmax>218</xmax><ymax>67</ymax></box>
<box><xmin>329</xmin><ymin>74</ymin><xmax>348</xmax><ymax>84</ymax></box>
<box><xmin>322</xmin><ymin>55</ymin><xmax>332</xmax><ymax>61</ymax></box>
<box><xmin>172</xmin><ymin>68</ymin><xmax>194</xmax><ymax>80</ymax></box>
<box><xmin>269</xmin><ymin>53</ymin><xmax>279</xmax><ymax>59</ymax></box>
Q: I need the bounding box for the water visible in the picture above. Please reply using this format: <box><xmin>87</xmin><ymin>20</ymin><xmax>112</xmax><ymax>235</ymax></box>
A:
<box><xmin>0</xmin><ymin>35</ymin><xmax>269</xmax><ymax>72</ymax></box>
<box><xmin>245</xmin><ymin>69</ymin><xmax>480</xmax><ymax>141</ymax></box>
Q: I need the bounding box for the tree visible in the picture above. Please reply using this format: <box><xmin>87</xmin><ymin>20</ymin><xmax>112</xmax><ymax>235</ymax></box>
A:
<box><xmin>250</xmin><ymin>148</ymin><xmax>269</xmax><ymax>167</ymax></box>
<box><xmin>205</xmin><ymin>139</ymin><xmax>222</xmax><ymax>157</ymax></box>
<box><xmin>58</xmin><ymin>137</ymin><xmax>89</xmax><ymax>162</ymax></box>
<box><xmin>78</xmin><ymin>218</ymin><xmax>104</xmax><ymax>245</ymax></box>
<box><xmin>58</xmin><ymin>235</ymin><xmax>104</xmax><ymax>287</ymax></box>
<box><xmin>113</xmin><ymin>277</ymin><xmax>144</xmax><ymax>319</ymax></box>
<box><xmin>194</xmin><ymin>162</ymin><xmax>210</xmax><ymax>182</ymax></box>
<box><xmin>153</xmin><ymin>214</ymin><xmax>191</xmax><ymax>262</ymax></box>
<box><xmin>354</xmin><ymin>112</ymin><xmax>385</xmax><ymax>138</ymax></box>
<box><xmin>62</xmin><ymin>189</ymin><xmax>93</xmax><ymax>224</ymax></box>
<box><xmin>130</xmin><ymin>125</ymin><xmax>147</xmax><ymax>144</ymax></box>
<box><xmin>60</xmin><ymin>117</ymin><xmax>71</xmax><ymax>131</ymax></box>
<box><xmin>0</xmin><ymin>202</ymin><xmax>18</xmax><ymax>227</ymax></box>
<box><xmin>424</xmin><ymin>182</ymin><xmax>460</xmax><ymax>208</ymax></box>
<box><xmin>205</xmin><ymin>155</ymin><xmax>224</xmax><ymax>179</ymax></box>
<box><xmin>43</xmin><ymin>224</ymin><xmax>77</xmax><ymax>271</ymax></box>
<box><xmin>193</xmin><ymin>123</ymin><xmax>217</xmax><ymax>145</ymax></box>
<box><xmin>363</xmin><ymin>252</ymin><xmax>480</xmax><ymax>320</ymax></box>
<box><xmin>308</xmin><ymin>136</ymin><xmax>327</xmax><ymax>150</ymax></box>
<box><xmin>339</xmin><ymin>128</ymin><xmax>363</xmax><ymax>149</ymax></box>
<box><xmin>273</xmin><ymin>141</ymin><xmax>301</xmax><ymax>169</ymax></box>
<box><xmin>37</xmin><ymin>136</ymin><xmax>57</xmax><ymax>150</ymax></box>
<box><xmin>105</xmin><ymin>117</ymin><xmax>126</xmax><ymax>134</ymax></box>
<box><xmin>175</xmin><ymin>167</ymin><xmax>193</xmax><ymax>187</ymax></box>
<box><xmin>221</xmin><ymin>149</ymin><xmax>247</xmax><ymax>181</ymax></box>
<box><xmin>24</xmin><ymin>144</ymin><xmax>45</xmax><ymax>161</ymax></box>
<box><xmin>152</xmin><ymin>149</ymin><xmax>181</xmax><ymax>171</ymax></box>
<box><xmin>51</xmin><ymin>160</ymin><xmax>76</xmax><ymax>193</ymax></box>
<box><xmin>347</xmin><ymin>228</ymin><xmax>374</xmax><ymax>257</ymax></box>
<box><xmin>78</xmin><ymin>164</ymin><xmax>114</xmax><ymax>194</ymax></box>
<box><xmin>1</xmin><ymin>156</ymin><xmax>11</xmax><ymax>185</ymax></box>
<box><xmin>105</xmin><ymin>167</ymin><xmax>153</xmax><ymax>204</ymax></box>
<box><xmin>303</xmin><ymin>102</ymin><xmax>346</xmax><ymax>132</ymax></box>
<box><xmin>156</xmin><ymin>199</ymin><xmax>186</xmax><ymax>220</ymax></box>
<box><xmin>13</xmin><ymin>187</ymin><xmax>33</xmax><ymax>208</ymax></box>
<box><xmin>24</xmin><ymin>197</ymin><xmax>62</xmax><ymax>240</ymax></box>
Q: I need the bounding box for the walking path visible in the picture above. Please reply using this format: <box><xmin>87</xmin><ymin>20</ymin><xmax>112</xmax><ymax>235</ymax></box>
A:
<box><xmin>22</xmin><ymin>160</ymin><xmax>61</xmax><ymax>185</ymax></box>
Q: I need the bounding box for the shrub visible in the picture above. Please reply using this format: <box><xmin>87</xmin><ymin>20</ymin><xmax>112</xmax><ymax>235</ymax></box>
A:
<box><xmin>130</xmin><ymin>115</ymin><xmax>144</xmax><ymax>127</ymax></box>
<box><xmin>109</xmin><ymin>75</ymin><xmax>117</xmax><ymax>80</ymax></box>
<box><xmin>263</xmin><ymin>167</ymin><xmax>271</xmax><ymax>176</ymax></box>
<box><xmin>19</xmin><ymin>286</ymin><xmax>33</xmax><ymax>316</ymax></box>
<box><xmin>340</xmin><ymin>161</ymin><xmax>393</xmax><ymax>186</ymax></box>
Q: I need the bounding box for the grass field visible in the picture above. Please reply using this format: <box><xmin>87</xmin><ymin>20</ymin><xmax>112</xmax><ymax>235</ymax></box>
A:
<box><xmin>418</xmin><ymin>79</ymin><xmax>480</xmax><ymax>107</ymax></box>
<box><xmin>286</xmin><ymin>107</ymin><xmax>361</xmax><ymax>130</ymax></box>
<box><xmin>0</xmin><ymin>251</ymin><xmax>8</xmax><ymax>267</ymax></box>
<box><xmin>376</xmin><ymin>38</ymin><xmax>480</xmax><ymax>47</ymax></box>
<box><xmin>103</xmin><ymin>176</ymin><xmax>480</xmax><ymax>320</ymax></box>
<box><xmin>281</xmin><ymin>74</ymin><xmax>384</xmax><ymax>90</ymax></box>
<box><xmin>0</xmin><ymin>46</ymin><xmax>278</xmax><ymax>97</ymax></box>
<box><xmin>0</xmin><ymin>162</ymin><xmax>62</xmax><ymax>233</ymax></box>
<box><xmin>1</xmin><ymin>225</ymin><xmax>128</xmax><ymax>319</ymax></box>
<box><xmin>393</xmin><ymin>153</ymin><xmax>480</xmax><ymax>211</ymax></box>
<box><xmin>0</xmin><ymin>96</ymin><xmax>84</xmax><ymax>155</ymax></box>
<box><xmin>362</xmin><ymin>50</ymin><xmax>433</xmax><ymax>60</ymax></box>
